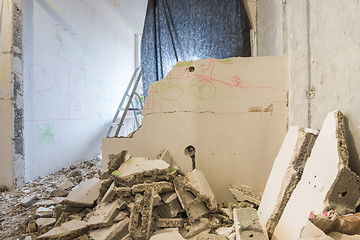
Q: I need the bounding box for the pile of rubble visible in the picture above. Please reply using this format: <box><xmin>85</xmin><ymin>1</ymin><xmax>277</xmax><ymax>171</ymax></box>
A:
<box><xmin>18</xmin><ymin>149</ymin><xmax>266</xmax><ymax>240</ymax></box>
<box><xmin>0</xmin><ymin>159</ymin><xmax>101</xmax><ymax>239</ymax></box>
<box><xmin>3</xmin><ymin>110</ymin><xmax>360</xmax><ymax>240</ymax></box>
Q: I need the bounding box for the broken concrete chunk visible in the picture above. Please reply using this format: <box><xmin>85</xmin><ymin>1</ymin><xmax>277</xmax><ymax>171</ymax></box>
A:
<box><xmin>132</xmin><ymin>181</ymin><xmax>174</xmax><ymax>195</ymax></box>
<box><xmin>327</xmin><ymin>232</ymin><xmax>360</xmax><ymax>240</ymax></box>
<box><xmin>185</xmin><ymin>218</ymin><xmax>210</xmax><ymax>239</ymax></box>
<box><xmin>259</xmin><ymin>126</ymin><xmax>318</xmax><ymax>238</ymax></box>
<box><xmin>161</xmin><ymin>192</ymin><xmax>177</xmax><ymax>204</ymax></box>
<box><xmin>101</xmin><ymin>182</ymin><xmax>116</xmax><ymax>203</ymax></box>
<box><xmin>273</xmin><ymin>111</ymin><xmax>360</xmax><ymax>240</ymax></box>
<box><xmin>116</xmin><ymin>187</ymin><xmax>133</xmax><ymax>198</ymax></box>
<box><xmin>59</xmin><ymin>180</ymin><xmax>74</xmax><ymax>190</ymax></box>
<box><xmin>149</xmin><ymin>228</ymin><xmax>185</xmax><ymax>240</ymax></box>
<box><xmin>233</xmin><ymin>208</ymin><xmax>268</xmax><ymax>240</ymax></box>
<box><xmin>21</xmin><ymin>195</ymin><xmax>37</xmax><ymax>207</ymax></box>
<box><xmin>129</xmin><ymin>188</ymin><xmax>155</xmax><ymax>240</ymax></box>
<box><xmin>37</xmin><ymin>220</ymin><xmax>88</xmax><ymax>239</ymax></box>
<box><xmin>153</xmin><ymin>192</ymin><xmax>162</xmax><ymax>207</ymax></box>
<box><xmin>154</xmin><ymin>196</ymin><xmax>182</xmax><ymax>218</ymax></box>
<box><xmin>98</xmin><ymin>179</ymin><xmax>114</xmax><ymax>201</ymax></box>
<box><xmin>24</xmin><ymin>236</ymin><xmax>32</xmax><ymax>240</ymax></box>
<box><xmin>299</xmin><ymin>220</ymin><xmax>333</xmax><ymax>240</ymax></box>
<box><xmin>155</xmin><ymin>218</ymin><xmax>184</xmax><ymax>228</ymax></box>
<box><xmin>229</xmin><ymin>184</ymin><xmax>262</xmax><ymax>205</ymax></box>
<box><xmin>87</xmin><ymin>200</ymin><xmax>122</xmax><ymax>228</ymax></box>
<box><xmin>89</xmin><ymin>217</ymin><xmax>129</xmax><ymax>240</ymax></box>
<box><xmin>113</xmin><ymin>211</ymin><xmax>128</xmax><ymax>223</ymax></box>
<box><xmin>50</xmin><ymin>188</ymin><xmax>68</xmax><ymax>197</ymax></box>
<box><xmin>310</xmin><ymin>212</ymin><xmax>360</xmax><ymax>235</ymax></box>
<box><xmin>35</xmin><ymin>199</ymin><xmax>56</xmax><ymax>207</ymax></box>
<box><xmin>187</xmin><ymin>170</ymin><xmax>217</xmax><ymax>210</ymax></box>
<box><xmin>219</xmin><ymin>208</ymin><xmax>232</xmax><ymax>220</ymax></box>
<box><xmin>36</xmin><ymin>206</ymin><xmax>53</xmax><ymax>217</ymax></box>
<box><xmin>216</xmin><ymin>226</ymin><xmax>235</xmax><ymax>236</ymax></box>
<box><xmin>51</xmin><ymin>197</ymin><xmax>65</xmax><ymax>204</ymax></box>
<box><xmin>157</xmin><ymin>149</ymin><xmax>173</xmax><ymax>166</ymax></box>
<box><xmin>107</xmin><ymin>151</ymin><xmax>129</xmax><ymax>173</ymax></box>
<box><xmin>112</xmin><ymin>157</ymin><xmax>170</xmax><ymax>187</ymax></box>
<box><xmin>63</xmin><ymin>178</ymin><xmax>101</xmax><ymax>207</ymax></box>
<box><xmin>174</xmin><ymin>176</ymin><xmax>209</xmax><ymax>222</ymax></box>
<box><xmin>193</xmin><ymin>233</ymin><xmax>228</xmax><ymax>240</ymax></box>
<box><xmin>36</xmin><ymin>218</ymin><xmax>56</xmax><ymax>228</ymax></box>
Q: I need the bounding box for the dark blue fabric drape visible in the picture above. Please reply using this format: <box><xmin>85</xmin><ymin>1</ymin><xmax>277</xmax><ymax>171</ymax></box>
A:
<box><xmin>141</xmin><ymin>0</ymin><xmax>251</xmax><ymax>95</ymax></box>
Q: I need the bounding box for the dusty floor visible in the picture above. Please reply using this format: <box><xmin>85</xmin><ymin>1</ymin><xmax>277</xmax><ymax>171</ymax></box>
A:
<box><xmin>0</xmin><ymin>159</ymin><xmax>101</xmax><ymax>240</ymax></box>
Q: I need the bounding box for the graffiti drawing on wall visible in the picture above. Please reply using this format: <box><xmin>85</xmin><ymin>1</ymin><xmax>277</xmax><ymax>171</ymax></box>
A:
<box><xmin>188</xmin><ymin>77</ymin><xmax>216</xmax><ymax>100</ymax></box>
<box><xmin>29</xmin><ymin>63</ymin><xmax>56</xmax><ymax>92</ymax></box>
<box><xmin>37</xmin><ymin>123</ymin><xmax>55</xmax><ymax>145</ymax></box>
<box><xmin>24</xmin><ymin>40</ymin><xmax>88</xmax><ymax>122</ymax></box>
<box><xmin>55</xmin><ymin>28</ymin><xmax>68</xmax><ymax>55</ymax></box>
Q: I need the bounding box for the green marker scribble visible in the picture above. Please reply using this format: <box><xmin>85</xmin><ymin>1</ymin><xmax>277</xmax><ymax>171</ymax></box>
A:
<box><xmin>218</xmin><ymin>58</ymin><xmax>234</xmax><ymax>64</ymax></box>
<box><xmin>37</xmin><ymin>123</ymin><xmax>55</xmax><ymax>145</ymax></box>
<box><xmin>126</xmin><ymin>157</ymin><xmax>132</xmax><ymax>166</ymax></box>
<box><xmin>188</xmin><ymin>78</ymin><xmax>216</xmax><ymax>100</ymax></box>
<box><xmin>169</xmin><ymin>167</ymin><xmax>175</xmax><ymax>173</ymax></box>
<box><xmin>156</xmin><ymin>82</ymin><xmax>184</xmax><ymax>101</ymax></box>
<box><xmin>112</xmin><ymin>170</ymin><xmax>122</xmax><ymax>176</ymax></box>
<box><xmin>175</xmin><ymin>61</ymin><xmax>192</xmax><ymax>67</ymax></box>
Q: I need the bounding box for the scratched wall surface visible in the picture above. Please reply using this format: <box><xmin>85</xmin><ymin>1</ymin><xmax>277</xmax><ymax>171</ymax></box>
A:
<box><xmin>23</xmin><ymin>0</ymin><xmax>136</xmax><ymax>181</ymax></box>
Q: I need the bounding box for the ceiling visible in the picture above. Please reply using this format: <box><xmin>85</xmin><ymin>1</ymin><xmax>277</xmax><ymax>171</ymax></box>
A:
<box><xmin>105</xmin><ymin>0</ymin><xmax>148</xmax><ymax>34</ymax></box>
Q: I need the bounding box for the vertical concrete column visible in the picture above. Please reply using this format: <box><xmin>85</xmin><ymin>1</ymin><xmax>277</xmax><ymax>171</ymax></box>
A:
<box><xmin>12</xmin><ymin>0</ymin><xmax>25</xmax><ymax>187</ymax></box>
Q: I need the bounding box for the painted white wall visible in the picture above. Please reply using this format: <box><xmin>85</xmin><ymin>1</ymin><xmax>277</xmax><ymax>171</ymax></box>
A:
<box><xmin>23</xmin><ymin>0</ymin><xmax>135</xmax><ymax>181</ymax></box>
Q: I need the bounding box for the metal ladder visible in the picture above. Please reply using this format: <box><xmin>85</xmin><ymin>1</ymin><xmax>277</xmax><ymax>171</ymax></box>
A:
<box><xmin>106</xmin><ymin>67</ymin><xmax>143</xmax><ymax>138</ymax></box>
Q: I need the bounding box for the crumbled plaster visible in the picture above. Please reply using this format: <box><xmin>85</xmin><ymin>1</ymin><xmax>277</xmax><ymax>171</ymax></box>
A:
<box><xmin>12</xmin><ymin>0</ymin><xmax>25</xmax><ymax>188</ymax></box>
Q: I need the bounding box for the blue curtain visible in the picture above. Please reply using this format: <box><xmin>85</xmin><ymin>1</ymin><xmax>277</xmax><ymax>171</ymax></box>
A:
<box><xmin>141</xmin><ymin>0</ymin><xmax>251</xmax><ymax>95</ymax></box>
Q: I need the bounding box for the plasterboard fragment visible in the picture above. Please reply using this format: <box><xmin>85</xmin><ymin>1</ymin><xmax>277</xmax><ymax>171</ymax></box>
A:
<box><xmin>229</xmin><ymin>184</ymin><xmax>262</xmax><ymax>205</ymax></box>
<box><xmin>273</xmin><ymin>111</ymin><xmax>360</xmax><ymax>240</ymax></box>
<box><xmin>259</xmin><ymin>126</ymin><xmax>318</xmax><ymax>237</ymax></box>
<box><xmin>62</xmin><ymin>178</ymin><xmax>101</xmax><ymax>207</ymax></box>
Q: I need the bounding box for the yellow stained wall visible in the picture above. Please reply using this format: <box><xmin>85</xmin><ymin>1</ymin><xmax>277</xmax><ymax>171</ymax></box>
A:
<box><xmin>0</xmin><ymin>0</ymin><xmax>14</xmax><ymax>189</ymax></box>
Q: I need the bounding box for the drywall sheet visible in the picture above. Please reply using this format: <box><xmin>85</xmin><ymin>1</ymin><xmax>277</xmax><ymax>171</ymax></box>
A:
<box><xmin>23</xmin><ymin>0</ymin><xmax>136</xmax><ymax>181</ymax></box>
<box><xmin>273</xmin><ymin>111</ymin><xmax>360</xmax><ymax>240</ymax></box>
<box><xmin>103</xmin><ymin>56</ymin><xmax>289</xmax><ymax>202</ymax></box>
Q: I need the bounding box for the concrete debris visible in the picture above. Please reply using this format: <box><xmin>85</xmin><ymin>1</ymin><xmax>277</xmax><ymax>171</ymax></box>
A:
<box><xmin>89</xmin><ymin>217</ymin><xmax>129</xmax><ymax>240</ymax></box>
<box><xmin>132</xmin><ymin>181</ymin><xmax>174</xmax><ymax>195</ymax></box>
<box><xmin>259</xmin><ymin>126</ymin><xmax>318</xmax><ymax>238</ymax></box>
<box><xmin>157</xmin><ymin>149</ymin><xmax>173</xmax><ymax>166</ymax></box>
<box><xmin>327</xmin><ymin>232</ymin><xmax>360</xmax><ymax>240</ymax></box>
<box><xmin>187</xmin><ymin>169</ymin><xmax>217</xmax><ymax>210</ymax></box>
<box><xmin>155</xmin><ymin>218</ymin><xmax>184</xmax><ymax>228</ymax></box>
<box><xmin>215</xmin><ymin>226</ymin><xmax>235</xmax><ymax>236</ymax></box>
<box><xmin>229</xmin><ymin>184</ymin><xmax>262</xmax><ymax>205</ymax></box>
<box><xmin>185</xmin><ymin>218</ymin><xmax>211</xmax><ymax>238</ymax></box>
<box><xmin>192</xmin><ymin>232</ymin><xmax>228</xmax><ymax>240</ymax></box>
<box><xmin>37</xmin><ymin>219</ymin><xmax>88</xmax><ymax>239</ymax></box>
<box><xmin>62</xmin><ymin>177</ymin><xmax>101</xmax><ymax>207</ymax></box>
<box><xmin>113</xmin><ymin>211</ymin><xmax>128</xmax><ymax>223</ymax></box>
<box><xmin>50</xmin><ymin>188</ymin><xmax>68</xmax><ymax>197</ymax></box>
<box><xmin>87</xmin><ymin>200</ymin><xmax>121</xmax><ymax>228</ymax></box>
<box><xmin>149</xmin><ymin>228</ymin><xmax>185</xmax><ymax>240</ymax></box>
<box><xmin>299</xmin><ymin>220</ymin><xmax>333</xmax><ymax>240</ymax></box>
<box><xmin>233</xmin><ymin>208</ymin><xmax>269</xmax><ymax>240</ymax></box>
<box><xmin>35</xmin><ymin>199</ymin><xmax>56</xmax><ymax>207</ymax></box>
<box><xmin>59</xmin><ymin>180</ymin><xmax>74</xmax><ymax>190</ymax></box>
<box><xmin>21</xmin><ymin>195</ymin><xmax>37</xmax><ymax>207</ymax></box>
<box><xmin>36</xmin><ymin>218</ymin><xmax>56</xmax><ymax>228</ymax></box>
<box><xmin>310</xmin><ymin>211</ymin><xmax>360</xmax><ymax>235</ymax></box>
<box><xmin>101</xmin><ymin>181</ymin><xmax>116</xmax><ymax>203</ymax></box>
<box><xmin>111</xmin><ymin>157</ymin><xmax>170</xmax><ymax>187</ymax></box>
<box><xmin>35</xmin><ymin>206</ymin><xmax>53</xmax><ymax>217</ymax></box>
<box><xmin>153</xmin><ymin>192</ymin><xmax>162</xmax><ymax>206</ymax></box>
<box><xmin>273</xmin><ymin>111</ymin><xmax>360</xmax><ymax>240</ymax></box>
<box><xmin>154</xmin><ymin>194</ymin><xmax>182</xmax><ymax>218</ymax></box>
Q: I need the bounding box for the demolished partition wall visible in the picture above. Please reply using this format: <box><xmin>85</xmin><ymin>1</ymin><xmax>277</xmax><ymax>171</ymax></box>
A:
<box><xmin>103</xmin><ymin>56</ymin><xmax>289</xmax><ymax>202</ymax></box>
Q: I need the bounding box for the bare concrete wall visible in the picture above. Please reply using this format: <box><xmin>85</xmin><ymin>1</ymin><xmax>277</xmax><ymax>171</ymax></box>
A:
<box><xmin>0</xmin><ymin>0</ymin><xmax>23</xmax><ymax>189</ymax></box>
<box><xmin>257</xmin><ymin>0</ymin><xmax>360</xmax><ymax>174</ymax></box>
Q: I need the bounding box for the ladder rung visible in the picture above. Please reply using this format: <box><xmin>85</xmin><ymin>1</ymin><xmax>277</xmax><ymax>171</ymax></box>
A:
<box><xmin>119</xmin><ymin>108</ymin><xmax>141</xmax><ymax>111</ymax></box>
